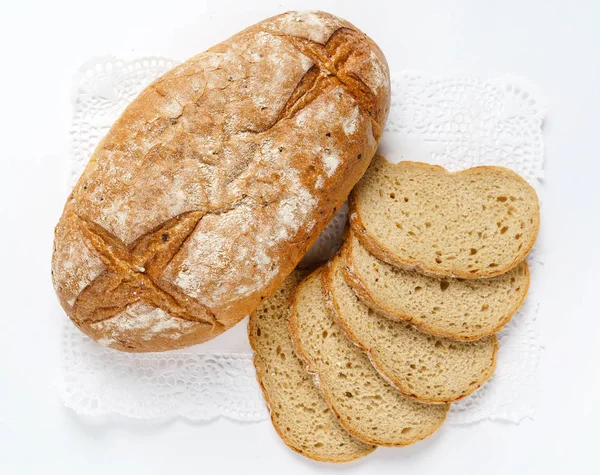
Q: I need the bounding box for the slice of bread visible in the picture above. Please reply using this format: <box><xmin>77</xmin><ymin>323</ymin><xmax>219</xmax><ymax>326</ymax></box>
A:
<box><xmin>290</xmin><ymin>269</ymin><xmax>449</xmax><ymax>447</ymax></box>
<box><xmin>343</xmin><ymin>232</ymin><xmax>529</xmax><ymax>340</ymax></box>
<box><xmin>325</xmin><ymin>254</ymin><xmax>497</xmax><ymax>403</ymax></box>
<box><xmin>349</xmin><ymin>156</ymin><xmax>540</xmax><ymax>278</ymax></box>
<box><xmin>249</xmin><ymin>271</ymin><xmax>375</xmax><ymax>463</ymax></box>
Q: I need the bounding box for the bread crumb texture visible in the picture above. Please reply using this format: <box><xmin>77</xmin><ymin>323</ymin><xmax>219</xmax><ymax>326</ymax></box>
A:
<box><xmin>327</xmin><ymin>254</ymin><xmax>496</xmax><ymax>403</ymax></box>
<box><xmin>350</xmin><ymin>156</ymin><xmax>539</xmax><ymax>278</ymax></box>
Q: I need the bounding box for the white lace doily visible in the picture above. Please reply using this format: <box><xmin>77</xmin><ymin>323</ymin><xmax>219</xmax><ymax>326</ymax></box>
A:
<box><xmin>60</xmin><ymin>56</ymin><xmax>546</xmax><ymax>424</ymax></box>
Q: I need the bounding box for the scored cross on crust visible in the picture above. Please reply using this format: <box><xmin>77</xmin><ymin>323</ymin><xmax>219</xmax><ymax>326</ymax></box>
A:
<box><xmin>72</xmin><ymin>211</ymin><xmax>218</xmax><ymax>329</ymax></box>
<box><xmin>280</xmin><ymin>28</ymin><xmax>382</xmax><ymax>140</ymax></box>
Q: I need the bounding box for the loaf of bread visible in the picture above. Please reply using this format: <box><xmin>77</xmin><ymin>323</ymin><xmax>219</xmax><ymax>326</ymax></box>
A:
<box><xmin>350</xmin><ymin>156</ymin><xmax>539</xmax><ymax>278</ymax></box>
<box><xmin>343</xmin><ymin>232</ymin><xmax>529</xmax><ymax>340</ymax></box>
<box><xmin>291</xmin><ymin>269</ymin><xmax>448</xmax><ymax>446</ymax></box>
<box><xmin>325</xmin><ymin>254</ymin><xmax>497</xmax><ymax>403</ymax></box>
<box><xmin>249</xmin><ymin>271</ymin><xmax>375</xmax><ymax>463</ymax></box>
<box><xmin>51</xmin><ymin>11</ymin><xmax>391</xmax><ymax>351</ymax></box>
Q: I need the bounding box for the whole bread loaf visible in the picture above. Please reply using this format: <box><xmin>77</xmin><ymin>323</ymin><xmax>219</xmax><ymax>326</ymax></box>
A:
<box><xmin>51</xmin><ymin>11</ymin><xmax>390</xmax><ymax>351</ymax></box>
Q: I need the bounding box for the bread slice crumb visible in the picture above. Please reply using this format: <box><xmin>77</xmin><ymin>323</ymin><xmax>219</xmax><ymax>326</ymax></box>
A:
<box><xmin>350</xmin><ymin>156</ymin><xmax>540</xmax><ymax>278</ymax></box>
<box><xmin>343</xmin><ymin>232</ymin><xmax>529</xmax><ymax>340</ymax></box>
<box><xmin>326</xmin><ymin>254</ymin><xmax>497</xmax><ymax>403</ymax></box>
<box><xmin>290</xmin><ymin>268</ymin><xmax>448</xmax><ymax>447</ymax></box>
<box><xmin>249</xmin><ymin>271</ymin><xmax>375</xmax><ymax>463</ymax></box>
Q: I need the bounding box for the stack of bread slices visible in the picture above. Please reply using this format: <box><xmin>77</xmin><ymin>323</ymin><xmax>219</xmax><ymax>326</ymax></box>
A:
<box><xmin>249</xmin><ymin>155</ymin><xmax>540</xmax><ymax>463</ymax></box>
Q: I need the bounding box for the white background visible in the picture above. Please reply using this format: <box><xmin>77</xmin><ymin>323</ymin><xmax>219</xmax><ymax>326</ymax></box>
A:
<box><xmin>1</xmin><ymin>0</ymin><xmax>599</xmax><ymax>473</ymax></box>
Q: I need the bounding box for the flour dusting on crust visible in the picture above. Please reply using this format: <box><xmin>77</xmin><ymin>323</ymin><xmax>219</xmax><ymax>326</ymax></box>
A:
<box><xmin>97</xmin><ymin>337</ymin><xmax>116</xmax><ymax>348</ymax></box>
<box><xmin>52</xmin><ymin>218</ymin><xmax>105</xmax><ymax>310</ymax></box>
<box><xmin>169</xmin><ymin>160</ymin><xmax>317</xmax><ymax>310</ymax></box>
<box><xmin>264</xmin><ymin>11</ymin><xmax>341</xmax><ymax>44</ymax></box>
<box><xmin>91</xmin><ymin>303</ymin><xmax>197</xmax><ymax>341</ymax></box>
<box><xmin>343</xmin><ymin>106</ymin><xmax>360</xmax><ymax>136</ymax></box>
<box><xmin>364</xmin><ymin>50</ymin><xmax>389</xmax><ymax>92</ymax></box>
<box><xmin>322</xmin><ymin>152</ymin><xmax>341</xmax><ymax>177</ymax></box>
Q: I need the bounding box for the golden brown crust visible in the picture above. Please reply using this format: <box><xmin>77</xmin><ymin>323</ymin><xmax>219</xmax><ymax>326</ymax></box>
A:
<box><xmin>341</xmin><ymin>235</ymin><xmax>531</xmax><ymax>341</ymax></box>
<box><xmin>52</xmin><ymin>11</ymin><xmax>391</xmax><ymax>351</ymax></box>
<box><xmin>289</xmin><ymin>269</ymin><xmax>449</xmax><ymax>447</ymax></box>
<box><xmin>324</xmin><ymin>254</ymin><xmax>497</xmax><ymax>404</ymax></box>
<box><xmin>349</xmin><ymin>160</ymin><xmax>540</xmax><ymax>279</ymax></box>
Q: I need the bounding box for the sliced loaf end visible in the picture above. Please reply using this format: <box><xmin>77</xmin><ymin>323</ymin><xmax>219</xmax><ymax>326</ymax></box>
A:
<box><xmin>249</xmin><ymin>271</ymin><xmax>375</xmax><ymax>463</ymax></box>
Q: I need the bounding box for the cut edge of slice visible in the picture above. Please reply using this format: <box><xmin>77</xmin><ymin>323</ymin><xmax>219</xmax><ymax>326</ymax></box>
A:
<box><xmin>349</xmin><ymin>158</ymin><xmax>540</xmax><ymax>279</ymax></box>
<box><xmin>324</xmin><ymin>254</ymin><xmax>498</xmax><ymax>404</ymax></box>
<box><xmin>289</xmin><ymin>268</ymin><xmax>449</xmax><ymax>447</ymax></box>
<box><xmin>249</xmin><ymin>271</ymin><xmax>376</xmax><ymax>463</ymax></box>
<box><xmin>341</xmin><ymin>233</ymin><xmax>530</xmax><ymax>341</ymax></box>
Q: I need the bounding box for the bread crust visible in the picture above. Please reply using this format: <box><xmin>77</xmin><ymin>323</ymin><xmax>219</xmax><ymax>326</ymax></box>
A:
<box><xmin>289</xmin><ymin>268</ymin><xmax>449</xmax><ymax>447</ymax></box>
<box><xmin>341</xmin><ymin>234</ymin><xmax>530</xmax><ymax>341</ymax></box>
<box><xmin>52</xmin><ymin>11</ymin><xmax>390</xmax><ymax>351</ymax></box>
<box><xmin>349</xmin><ymin>159</ymin><xmax>540</xmax><ymax>279</ymax></box>
<box><xmin>324</xmin><ymin>254</ymin><xmax>497</xmax><ymax>404</ymax></box>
